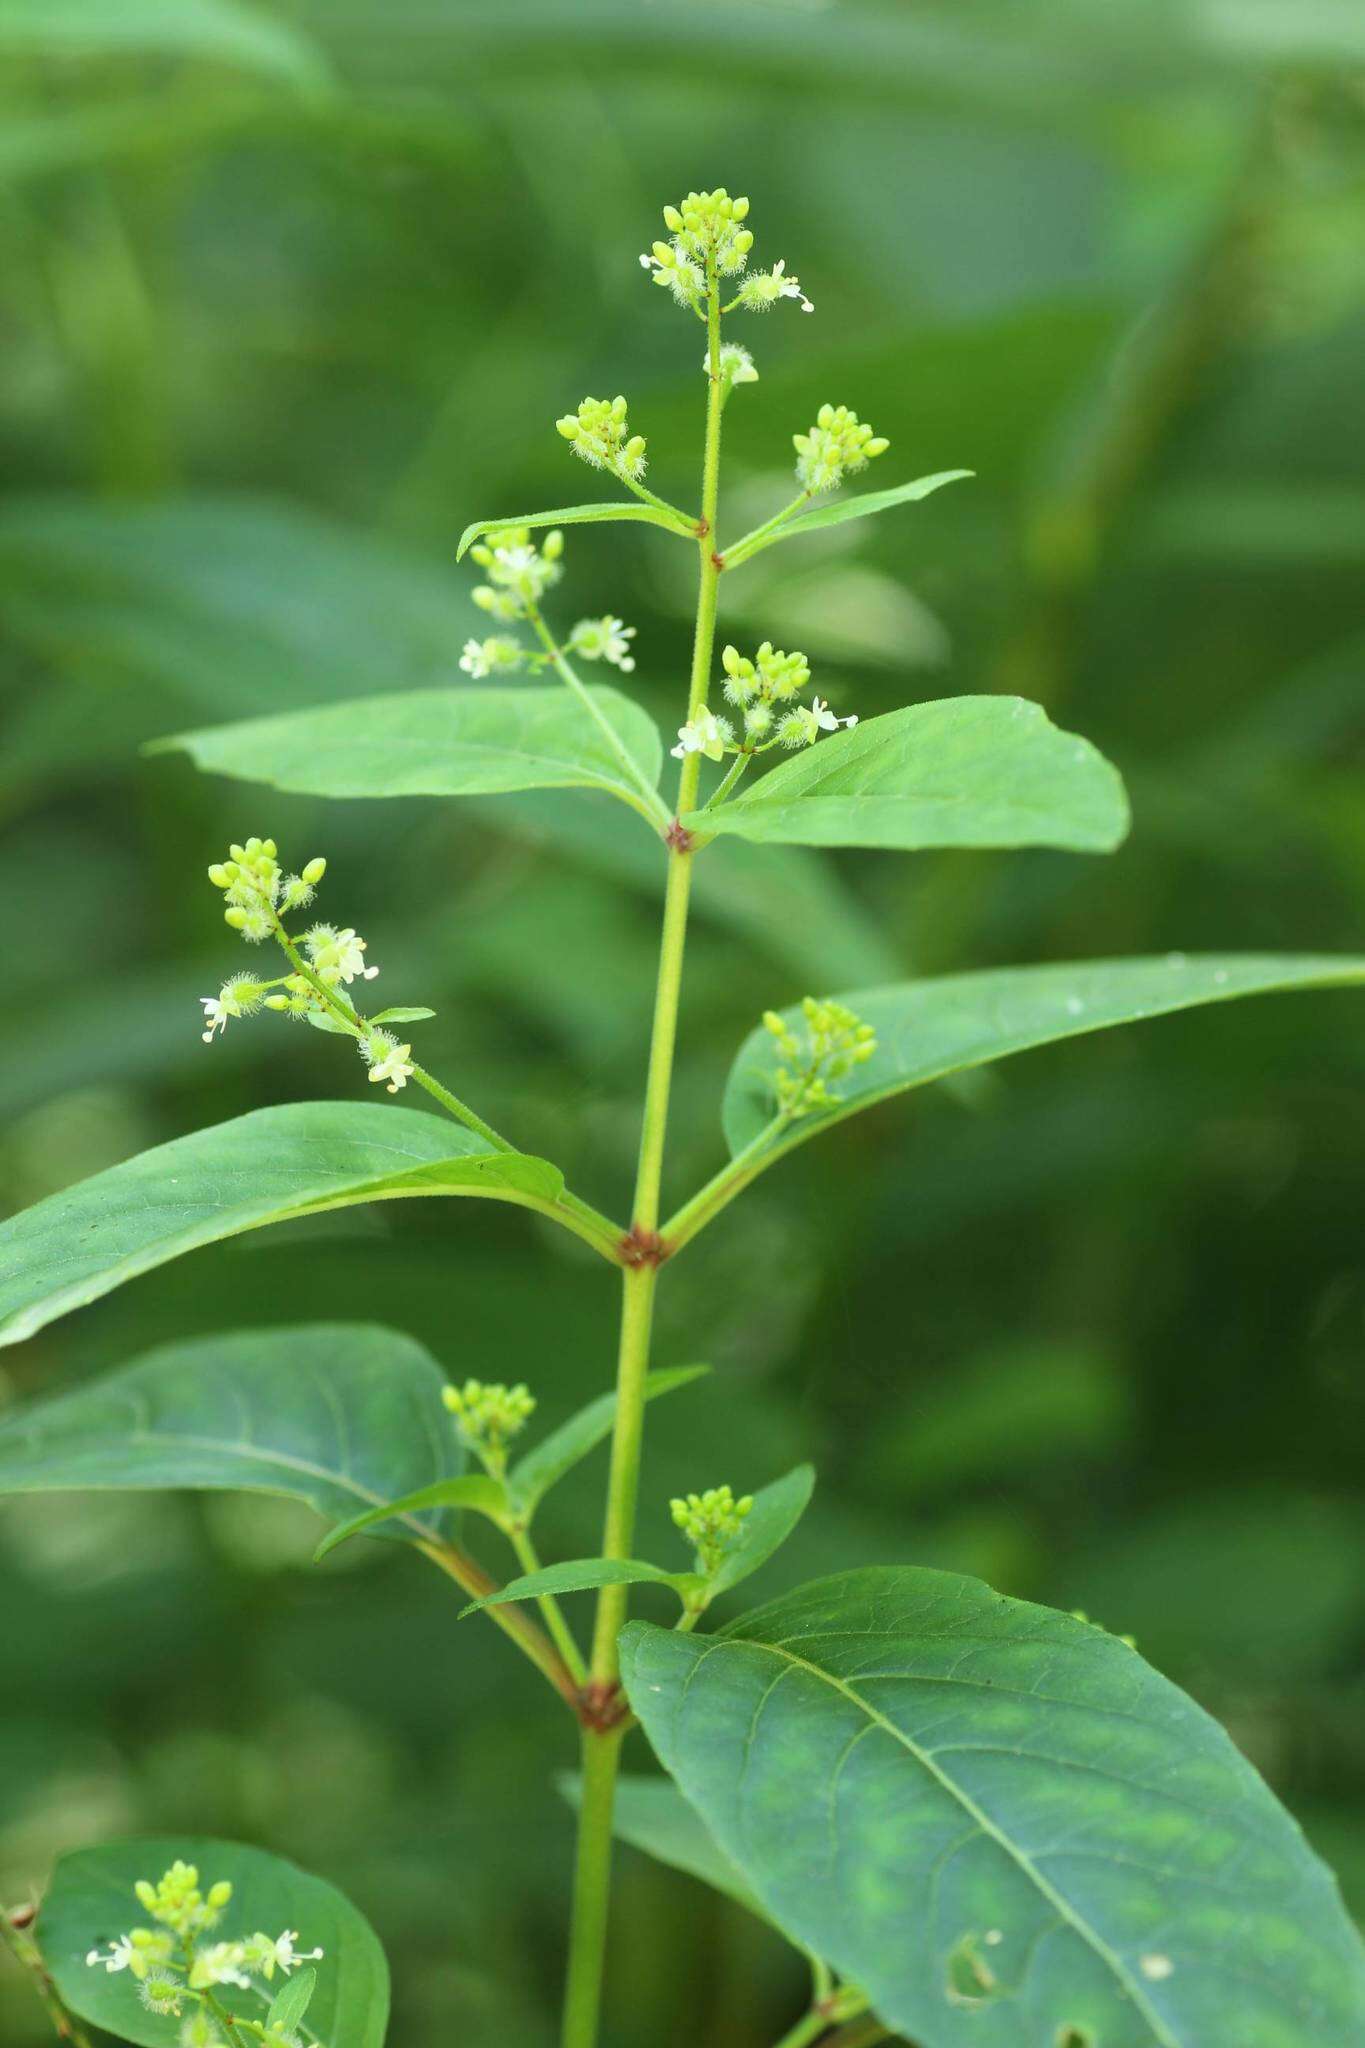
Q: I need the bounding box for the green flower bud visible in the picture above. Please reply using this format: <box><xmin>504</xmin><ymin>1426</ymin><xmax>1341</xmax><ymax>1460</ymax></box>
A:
<box><xmin>301</xmin><ymin>856</ymin><xmax>326</xmax><ymax>886</ymax></box>
<box><xmin>207</xmin><ymin>864</ymin><xmax>230</xmax><ymax>888</ymax></box>
<box><xmin>224</xmin><ymin>907</ymin><xmax>248</xmax><ymax>930</ymax></box>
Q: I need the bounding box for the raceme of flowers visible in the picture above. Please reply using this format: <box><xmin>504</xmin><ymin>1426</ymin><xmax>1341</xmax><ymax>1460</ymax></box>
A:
<box><xmin>458</xmin><ymin>526</ymin><xmax>638</xmax><ymax>684</ymax></box>
<box><xmin>670</xmin><ymin>1485</ymin><xmax>754</xmax><ymax>1577</ymax></box>
<box><xmin>555</xmin><ymin>395</ymin><xmax>647</xmax><ymax>483</ymax></box>
<box><xmin>638</xmin><ymin>188</ymin><xmax>811</xmax><ymax>317</ymax></box>
<box><xmin>85</xmin><ymin>1860</ymin><xmax>323</xmax><ymax>2036</ymax></box>
<box><xmin>762</xmin><ymin>996</ymin><xmax>879</xmax><ymax>1119</ymax></box>
<box><xmin>199</xmin><ymin>837</ymin><xmax>417</xmax><ymax>1096</ymax></box>
<box><xmin>443</xmin><ymin>1377</ymin><xmax>537</xmax><ymax>1477</ymax></box>
<box><xmin>671</xmin><ymin>642</ymin><xmax>857</xmax><ymax>761</ymax></box>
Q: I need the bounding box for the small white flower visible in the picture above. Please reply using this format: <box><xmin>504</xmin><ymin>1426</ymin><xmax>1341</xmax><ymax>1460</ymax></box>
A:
<box><xmin>772</xmin><ymin>259</ymin><xmax>814</xmax><ymax>312</ymax></box>
<box><xmin>459</xmin><ymin>637</ymin><xmax>492</xmax><ymax>678</ymax></box>
<box><xmin>670</xmin><ymin>707</ymin><xmax>731</xmax><ymax>762</ymax></box>
<box><xmin>810</xmin><ymin>696</ymin><xmax>858</xmax><ymax>732</ymax></box>
<box><xmin>364</xmin><ymin>1030</ymin><xmax>414</xmax><ymax>1094</ymax></box>
<box><xmin>708</xmin><ymin>342</ymin><xmax>758</xmax><ymax>385</ymax></box>
<box><xmin>569</xmin><ymin>616</ymin><xmax>637</xmax><ymax>673</ymax></box>
<box><xmin>199</xmin><ymin>974</ymin><xmax>261</xmax><ymax>1043</ymax></box>
<box><xmin>459</xmin><ymin>635</ymin><xmax>523</xmax><ymax>680</ymax></box>
<box><xmin>189</xmin><ymin>1943</ymin><xmax>251</xmax><ymax>1992</ymax></box>
<box><xmin>241</xmin><ymin>1930</ymin><xmax>325</xmax><ymax>1981</ymax></box>
<box><xmin>87</xmin><ymin>1935</ymin><xmax>137</xmax><ymax>1975</ymax></box>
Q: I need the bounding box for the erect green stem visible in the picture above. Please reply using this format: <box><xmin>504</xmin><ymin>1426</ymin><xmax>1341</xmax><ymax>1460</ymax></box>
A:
<box><xmin>560</xmin><ymin>252</ymin><xmax>727</xmax><ymax>2048</ymax></box>
<box><xmin>509</xmin><ymin>1523</ymin><xmax>588</xmax><ymax>1685</ymax></box>
<box><xmin>1</xmin><ymin>1910</ymin><xmax>95</xmax><ymax>2048</ymax></box>
<box><xmin>523</xmin><ymin>600</ymin><xmax>672</xmax><ymax>831</ymax></box>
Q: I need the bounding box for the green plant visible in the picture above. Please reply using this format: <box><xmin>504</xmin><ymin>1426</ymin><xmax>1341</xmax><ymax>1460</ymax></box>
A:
<box><xmin>2</xmin><ymin>184</ymin><xmax>1364</xmax><ymax>2048</ymax></box>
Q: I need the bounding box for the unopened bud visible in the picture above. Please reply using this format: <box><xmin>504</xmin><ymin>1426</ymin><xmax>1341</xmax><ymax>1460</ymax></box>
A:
<box><xmin>302</xmin><ymin>857</ymin><xmax>326</xmax><ymax>886</ymax></box>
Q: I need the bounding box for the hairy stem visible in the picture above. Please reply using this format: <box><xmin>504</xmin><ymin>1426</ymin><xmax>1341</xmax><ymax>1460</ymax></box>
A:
<box><xmin>559</xmin><ymin>252</ymin><xmax>726</xmax><ymax>2048</ymax></box>
<box><xmin>1</xmin><ymin>1911</ymin><xmax>95</xmax><ymax>2048</ymax></box>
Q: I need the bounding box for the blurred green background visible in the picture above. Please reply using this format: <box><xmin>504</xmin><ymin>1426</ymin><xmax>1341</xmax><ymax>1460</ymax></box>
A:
<box><xmin>2</xmin><ymin>3</ymin><xmax>1364</xmax><ymax>2043</ymax></box>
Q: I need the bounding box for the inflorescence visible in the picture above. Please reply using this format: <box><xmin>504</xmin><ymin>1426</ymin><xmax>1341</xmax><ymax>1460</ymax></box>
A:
<box><xmin>672</xmin><ymin>641</ymin><xmax>857</xmax><ymax>763</ymax></box>
<box><xmin>458</xmin><ymin>526</ymin><xmax>639</xmax><ymax>687</ymax></box>
<box><xmin>85</xmin><ymin>1860</ymin><xmax>323</xmax><ymax>2042</ymax></box>
<box><xmin>670</xmin><ymin>1485</ymin><xmax>754</xmax><ymax>1577</ymax></box>
<box><xmin>443</xmin><ymin>1378</ymin><xmax>536</xmax><ymax>1477</ymax></box>
<box><xmin>639</xmin><ymin>189</ymin><xmax>811</xmax><ymax>318</ymax></box>
<box><xmin>200</xmin><ymin>837</ymin><xmax>419</xmax><ymax>1096</ymax></box>
<box><xmin>763</xmin><ymin>997</ymin><xmax>878</xmax><ymax>1119</ymax></box>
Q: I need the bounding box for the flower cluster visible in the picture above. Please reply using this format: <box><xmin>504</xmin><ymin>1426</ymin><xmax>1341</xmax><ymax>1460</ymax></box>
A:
<box><xmin>459</xmin><ymin>634</ymin><xmax>524</xmax><ymax>679</ymax></box>
<box><xmin>206</xmin><ymin>838</ymin><xmax>323</xmax><ymax>945</ymax></box>
<box><xmin>670</xmin><ymin>1485</ymin><xmax>754</xmax><ymax>1577</ymax></box>
<box><xmin>86</xmin><ymin>1861</ymin><xmax>323</xmax><ymax>2034</ymax></box>
<box><xmin>794</xmin><ymin>404</ymin><xmax>888</xmax><ymax>494</ymax></box>
<box><xmin>568</xmin><ymin>615</ymin><xmax>637</xmax><ymax>673</ymax></box>
<box><xmin>555</xmin><ymin>395</ymin><xmax>647</xmax><ymax>483</ymax></box>
<box><xmin>672</xmin><ymin>643</ymin><xmax>857</xmax><ymax>762</ymax></box>
<box><xmin>360</xmin><ymin>1027</ymin><xmax>414</xmax><ymax>1094</ymax></box>
<box><xmin>443</xmin><ymin>1378</ymin><xmax>536</xmax><ymax>1475</ymax></box>
<box><xmin>736</xmin><ymin>258</ymin><xmax>813</xmax><ymax>314</ymax></box>
<box><xmin>469</xmin><ymin>526</ymin><xmax>563</xmax><ymax>622</ymax></box>
<box><xmin>763</xmin><ymin>997</ymin><xmax>878</xmax><ymax>1119</ymax></box>
<box><xmin>640</xmin><ymin>188</ymin><xmax>753</xmax><ymax>310</ymax></box>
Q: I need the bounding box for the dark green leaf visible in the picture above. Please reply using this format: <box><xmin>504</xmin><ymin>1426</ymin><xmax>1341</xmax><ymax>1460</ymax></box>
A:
<box><xmin>314</xmin><ymin>1473</ymin><xmax>509</xmax><ymax>1562</ymax></box>
<box><xmin>722</xmin><ymin>955</ymin><xmax>1365</xmax><ymax>1166</ymax></box>
<box><xmin>726</xmin><ymin>470</ymin><xmax>973</xmax><ymax>565</ymax></box>
<box><xmin>684</xmin><ymin>699</ymin><xmax>1129</xmax><ymax>852</ymax></box>
<box><xmin>458</xmin><ymin>1557</ymin><xmax>693</xmax><ymax>1618</ymax></box>
<box><xmin>154</xmin><ymin>685</ymin><xmax>664</xmax><ymax>817</ymax></box>
<box><xmin>708</xmin><ymin>1465</ymin><xmax>815</xmax><ymax>1597</ymax></box>
<box><xmin>508</xmin><ymin>1365</ymin><xmax>709</xmax><ymax>1515</ymax></box>
<box><xmin>456</xmin><ymin>501</ymin><xmax>693</xmax><ymax>558</ymax></box>
<box><xmin>622</xmin><ymin>1568</ymin><xmax>1365</xmax><ymax>2047</ymax></box>
<box><xmin>38</xmin><ymin>1836</ymin><xmax>387</xmax><ymax>2048</ymax></box>
<box><xmin>0</xmin><ymin>1324</ymin><xmax>464</xmax><ymax>1544</ymax></box>
<box><xmin>0</xmin><ymin>1101</ymin><xmax>565</xmax><ymax>1348</ymax></box>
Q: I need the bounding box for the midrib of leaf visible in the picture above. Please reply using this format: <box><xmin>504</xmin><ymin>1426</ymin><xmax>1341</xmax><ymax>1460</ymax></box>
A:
<box><xmin>700</xmin><ymin>1633</ymin><xmax>1183</xmax><ymax>2048</ymax></box>
<box><xmin>277</xmin><ymin>733</ymin><xmax>645</xmax><ymax>787</ymax></box>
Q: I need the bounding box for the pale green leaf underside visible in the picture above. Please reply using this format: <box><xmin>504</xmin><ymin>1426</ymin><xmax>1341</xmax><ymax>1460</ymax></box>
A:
<box><xmin>0</xmin><ymin>1101</ymin><xmax>563</xmax><ymax>1348</ymax></box>
<box><xmin>509</xmin><ymin>1364</ymin><xmax>709</xmax><ymax>1514</ymax></box>
<box><xmin>730</xmin><ymin>469</ymin><xmax>973</xmax><ymax>562</ymax></box>
<box><xmin>622</xmin><ymin>1568</ymin><xmax>1365</xmax><ymax>2048</ymax></box>
<box><xmin>684</xmin><ymin>697</ymin><xmax>1129</xmax><ymax>851</ymax></box>
<box><xmin>0</xmin><ymin>1324</ymin><xmax>465</xmax><ymax>1544</ymax></box>
<box><xmin>558</xmin><ymin>1772</ymin><xmax>768</xmax><ymax>1921</ymax></box>
<box><xmin>709</xmin><ymin>1464</ymin><xmax>815</xmax><ymax>1597</ymax></box>
<box><xmin>154</xmin><ymin>684</ymin><xmax>663</xmax><ymax>810</ymax></box>
<box><xmin>314</xmin><ymin>1472</ymin><xmax>509</xmax><ymax>1560</ymax></box>
<box><xmin>723</xmin><ymin>954</ymin><xmax>1365</xmax><ymax>1163</ymax></box>
<box><xmin>39</xmin><ymin>1837</ymin><xmax>387</xmax><ymax>2048</ymax></box>
<box><xmin>267</xmin><ymin>1968</ymin><xmax>317</xmax><ymax>2038</ymax></box>
<box><xmin>460</xmin><ymin>1556</ymin><xmax>693</xmax><ymax>1618</ymax></box>
<box><xmin>457</xmin><ymin>501</ymin><xmax>693</xmax><ymax>557</ymax></box>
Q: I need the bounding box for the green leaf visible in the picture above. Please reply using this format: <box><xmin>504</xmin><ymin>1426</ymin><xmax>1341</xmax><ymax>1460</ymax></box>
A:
<box><xmin>0</xmin><ymin>1324</ymin><xmax>466</xmax><ymax>1545</ymax></box>
<box><xmin>621</xmin><ymin>1568</ymin><xmax>1365</xmax><ymax>2048</ymax></box>
<box><xmin>267</xmin><ymin>1967</ymin><xmax>317</xmax><ymax>2036</ymax></box>
<box><xmin>37</xmin><ymin>1836</ymin><xmax>387</xmax><ymax>2048</ymax></box>
<box><xmin>154</xmin><ymin>685</ymin><xmax>664</xmax><ymax>818</ymax></box>
<box><xmin>458</xmin><ymin>1557</ymin><xmax>694</xmax><ymax>1619</ymax></box>
<box><xmin>723</xmin><ymin>955</ymin><xmax>1365</xmax><ymax>1167</ymax></box>
<box><xmin>0</xmin><ymin>1100</ymin><xmax>565</xmax><ymax>1348</ymax></box>
<box><xmin>557</xmin><ymin>1772</ymin><xmax>767</xmax><ymax>1920</ymax></box>
<box><xmin>727</xmin><ymin>470</ymin><xmax>973</xmax><ymax>565</ymax></box>
<box><xmin>683</xmin><ymin>698</ymin><xmax>1129</xmax><ymax>852</ymax></box>
<box><xmin>508</xmin><ymin>1365</ymin><xmax>709</xmax><ymax>1516</ymax></box>
<box><xmin>456</xmin><ymin>500</ymin><xmax>693</xmax><ymax>558</ymax></box>
<box><xmin>314</xmin><ymin>1473</ymin><xmax>510</xmax><ymax>1562</ymax></box>
<box><xmin>369</xmin><ymin>1006</ymin><xmax>436</xmax><ymax>1025</ymax></box>
<box><xmin>708</xmin><ymin>1464</ymin><xmax>815</xmax><ymax>1598</ymax></box>
<box><xmin>0</xmin><ymin>0</ymin><xmax>330</xmax><ymax>93</ymax></box>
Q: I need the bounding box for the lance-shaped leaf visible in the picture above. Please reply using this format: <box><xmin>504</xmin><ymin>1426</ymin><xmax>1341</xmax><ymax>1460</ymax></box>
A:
<box><xmin>622</xmin><ymin>1568</ymin><xmax>1365</xmax><ymax>2048</ymax></box>
<box><xmin>683</xmin><ymin>698</ymin><xmax>1128</xmax><ymax>852</ymax></box>
<box><xmin>459</xmin><ymin>1557</ymin><xmax>697</xmax><ymax>1619</ymax></box>
<box><xmin>558</xmin><ymin>1772</ymin><xmax>767</xmax><ymax>1921</ymax></box>
<box><xmin>38</xmin><ymin>1836</ymin><xmax>387</xmax><ymax>2048</ymax></box>
<box><xmin>722</xmin><ymin>954</ymin><xmax>1365</xmax><ymax>1169</ymax></box>
<box><xmin>725</xmin><ymin>470</ymin><xmax>973</xmax><ymax>566</ymax></box>
<box><xmin>267</xmin><ymin>1967</ymin><xmax>317</xmax><ymax>2038</ymax></box>
<box><xmin>456</xmin><ymin>500</ymin><xmax>694</xmax><ymax>557</ymax></box>
<box><xmin>0</xmin><ymin>1100</ymin><xmax>567</xmax><ymax>1348</ymax></box>
<box><xmin>507</xmin><ymin>1365</ymin><xmax>710</xmax><ymax>1516</ymax></box>
<box><xmin>0</xmin><ymin>1324</ymin><xmax>468</xmax><ymax>1544</ymax></box>
<box><xmin>154</xmin><ymin>684</ymin><xmax>664</xmax><ymax>818</ymax></box>
<box><xmin>314</xmin><ymin>1473</ymin><xmax>510</xmax><ymax>1561</ymax></box>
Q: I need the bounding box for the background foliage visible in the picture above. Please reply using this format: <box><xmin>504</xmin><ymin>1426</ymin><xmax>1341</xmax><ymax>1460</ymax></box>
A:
<box><xmin>1</xmin><ymin>2</ymin><xmax>1363</xmax><ymax>2043</ymax></box>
